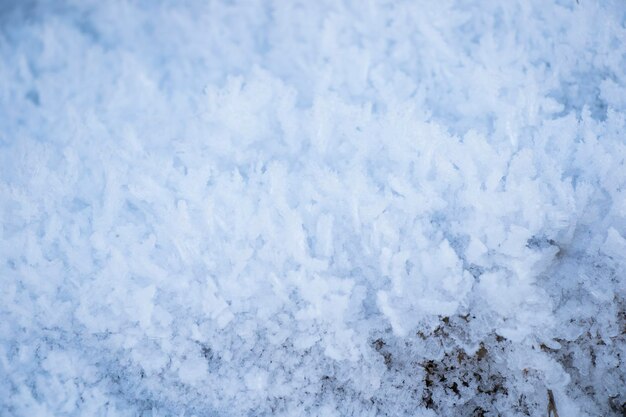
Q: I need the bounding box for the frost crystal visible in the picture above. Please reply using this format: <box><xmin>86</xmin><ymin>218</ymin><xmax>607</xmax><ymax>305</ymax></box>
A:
<box><xmin>1</xmin><ymin>1</ymin><xmax>625</xmax><ymax>416</ymax></box>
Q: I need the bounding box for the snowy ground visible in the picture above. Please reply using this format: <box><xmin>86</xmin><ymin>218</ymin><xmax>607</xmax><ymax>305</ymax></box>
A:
<box><xmin>1</xmin><ymin>0</ymin><xmax>625</xmax><ymax>416</ymax></box>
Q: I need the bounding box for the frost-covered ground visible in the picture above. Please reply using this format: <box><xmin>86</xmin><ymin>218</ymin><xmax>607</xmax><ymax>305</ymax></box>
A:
<box><xmin>1</xmin><ymin>0</ymin><xmax>626</xmax><ymax>416</ymax></box>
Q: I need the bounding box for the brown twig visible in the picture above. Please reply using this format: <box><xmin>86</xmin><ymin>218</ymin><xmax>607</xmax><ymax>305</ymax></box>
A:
<box><xmin>547</xmin><ymin>389</ymin><xmax>560</xmax><ymax>417</ymax></box>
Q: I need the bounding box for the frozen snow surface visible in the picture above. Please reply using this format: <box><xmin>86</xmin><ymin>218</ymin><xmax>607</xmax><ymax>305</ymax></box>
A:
<box><xmin>1</xmin><ymin>0</ymin><xmax>626</xmax><ymax>416</ymax></box>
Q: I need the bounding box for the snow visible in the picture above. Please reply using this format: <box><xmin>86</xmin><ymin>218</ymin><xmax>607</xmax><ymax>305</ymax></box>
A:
<box><xmin>1</xmin><ymin>0</ymin><xmax>625</xmax><ymax>416</ymax></box>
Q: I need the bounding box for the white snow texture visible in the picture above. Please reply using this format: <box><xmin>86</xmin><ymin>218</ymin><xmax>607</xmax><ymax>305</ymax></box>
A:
<box><xmin>1</xmin><ymin>0</ymin><xmax>625</xmax><ymax>416</ymax></box>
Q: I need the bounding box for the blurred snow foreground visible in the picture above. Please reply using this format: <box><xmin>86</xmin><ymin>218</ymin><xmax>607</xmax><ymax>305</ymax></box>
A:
<box><xmin>1</xmin><ymin>0</ymin><xmax>626</xmax><ymax>416</ymax></box>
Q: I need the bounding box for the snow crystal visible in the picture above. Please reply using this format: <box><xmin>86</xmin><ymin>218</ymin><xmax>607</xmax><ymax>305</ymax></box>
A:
<box><xmin>1</xmin><ymin>0</ymin><xmax>625</xmax><ymax>416</ymax></box>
